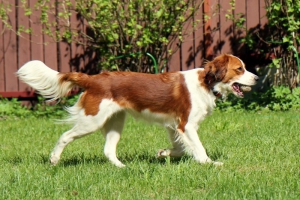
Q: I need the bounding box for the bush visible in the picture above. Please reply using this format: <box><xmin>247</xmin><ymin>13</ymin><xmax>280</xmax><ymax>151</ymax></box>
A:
<box><xmin>227</xmin><ymin>0</ymin><xmax>300</xmax><ymax>89</ymax></box>
<box><xmin>217</xmin><ymin>86</ymin><xmax>300</xmax><ymax>112</ymax></box>
<box><xmin>0</xmin><ymin>95</ymin><xmax>80</xmax><ymax>119</ymax></box>
<box><xmin>0</xmin><ymin>0</ymin><xmax>204</xmax><ymax>72</ymax></box>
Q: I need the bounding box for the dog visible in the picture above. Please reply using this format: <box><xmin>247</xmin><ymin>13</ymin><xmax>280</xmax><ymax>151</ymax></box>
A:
<box><xmin>17</xmin><ymin>54</ymin><xmax>258</xmax><ymax>167</ymax></box>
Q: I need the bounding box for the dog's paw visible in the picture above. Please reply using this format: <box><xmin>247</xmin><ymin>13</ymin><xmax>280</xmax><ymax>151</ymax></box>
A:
<box><xmin>212</xmin><ymin>161</ymin><xmax>223</xmax><ymax>166</ymax></box>
<box><xmin>112</xmin><ymin>160</ymin><xmax>126</xmax><ymax>168</ymax></box>
<box><xmin>49</xmin><ymin>154</ymin><xmax>59</xmax><ymax>166</ymax></box>
<box><xmin>156</xmin><ymin>149</ymin><xmax>170</xmax><ymax>158</ymax></box>
<box><xmin>201</xmin><ymin>158</ymin><xmax>223</xmax><ymax>166</ymax></box>
<box><xmin>115</xmin><ymin>163</ymin><xmax>126</xmax><ymax>168</ymax></box>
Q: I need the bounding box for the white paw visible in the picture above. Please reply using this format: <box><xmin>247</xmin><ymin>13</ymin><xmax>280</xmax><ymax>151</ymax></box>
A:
<box><xmin>200</xmin><ymin>158</ymin><xmax>223</xmax><ymax>166</ymax></box>
<box><xmin>49</xmin><ymin>154</ymin><xmax>59</xmax><ymax>166</ymax></box>
<box><xmin>156</xmin><ymin>149</ymin><xmax>170</xmax><ymax>158</ymax></box>
<box><xmin>213</xmin><ymin>161</ymin><xmax>223</xmax><ymax>166</ymax></box>
<box><xmin>114</xmin><ymin>161</ymin><xmax>126</xmax><ymax>168</ymax></box>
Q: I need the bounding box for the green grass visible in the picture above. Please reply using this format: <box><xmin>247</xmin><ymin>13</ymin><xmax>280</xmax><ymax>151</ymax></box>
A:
<box><xmin>1</xmin><ymin>111</ymin><xmax>300</xmax><ymax>199</ymax></box>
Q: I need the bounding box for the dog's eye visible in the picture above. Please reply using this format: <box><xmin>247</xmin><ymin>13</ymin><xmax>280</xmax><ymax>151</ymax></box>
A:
<box><xmin>237</xmin><ymin>67</ymin><xmax>243</xmax><ymax>71</ymax></box>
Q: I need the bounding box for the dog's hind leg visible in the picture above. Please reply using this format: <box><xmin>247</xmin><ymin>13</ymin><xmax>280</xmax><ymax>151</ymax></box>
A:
<box><xmin>102</xmin><ymin>111</ymin><xmax>126</xmax><ymax>167</ymax></box>
<box><xmin>50</xmin><ymin>99</ymin><xmax>123</xmax><ymax>166</ymax></box>
<box><xmin>156</xmin><ymin>127</ymin><xmax>185</xmax><ymax>158</ymax></box>
<box><xmin>49</xmin><ymin>123</ymin><xmax>99</xmax><ymax>166</ymax></box>
<box><xmin>50</xmin><ymin>116</ymin><xmax>103</xmax><ymax>165</ymax></box>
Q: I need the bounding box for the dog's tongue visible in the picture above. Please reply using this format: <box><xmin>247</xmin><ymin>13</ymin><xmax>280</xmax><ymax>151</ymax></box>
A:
<box><xmin>233</xmin><ymin>83</ymin><xmax>243</xmax><ymax>96</ymax></box>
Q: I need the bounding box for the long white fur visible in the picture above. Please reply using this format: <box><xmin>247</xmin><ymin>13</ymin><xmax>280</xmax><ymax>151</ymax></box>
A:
<box><xmin>60</xmin><ymin>94</ymin><xmax>83</xmax><ymax>124</ymax></box>
<box><xmin>17</xmin><ymin>60</ymin><xmax>72</xmax><ymax>101</ymax></box>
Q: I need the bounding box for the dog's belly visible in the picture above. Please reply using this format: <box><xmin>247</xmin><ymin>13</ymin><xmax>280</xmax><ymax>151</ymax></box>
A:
<box><xmin>126</xmin><ymin>109</ymin><xmax>178</xmax><ymax>128</ymax></box>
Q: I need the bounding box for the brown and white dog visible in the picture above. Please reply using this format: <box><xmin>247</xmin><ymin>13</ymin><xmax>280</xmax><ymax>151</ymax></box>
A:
<box><xmin>17</xmin><ymin>54</ymin><xmax>258</xmax><ymax>167</ymax></box>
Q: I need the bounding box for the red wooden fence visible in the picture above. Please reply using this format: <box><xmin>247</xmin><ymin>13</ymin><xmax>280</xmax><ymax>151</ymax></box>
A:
<box><xmin>0</xmin><ymin>0</ymin><xmax>268</xmax><ymax>98</ymax></box>
<box><xmin>169</xmin><ymin>0</ymin><xmax>268</xmax><ymax>72</ymax></box>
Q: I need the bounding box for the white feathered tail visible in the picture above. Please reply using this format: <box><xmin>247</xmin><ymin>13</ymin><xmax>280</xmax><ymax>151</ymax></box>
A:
<box><xmin>17</xmin><ymin>60</ymin><xmax>73</xmax><ymax>101</ymax></box>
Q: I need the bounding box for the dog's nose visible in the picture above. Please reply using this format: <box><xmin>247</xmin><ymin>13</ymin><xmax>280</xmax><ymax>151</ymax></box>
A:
<box><xmin>254</xmin><ymin>75</ymin><xmax>259</xmax><ymax>81</ymax></box>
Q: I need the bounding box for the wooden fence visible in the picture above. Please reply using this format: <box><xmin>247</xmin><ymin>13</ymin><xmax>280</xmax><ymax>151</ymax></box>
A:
<box><xmin>0</xmin><ymin>0</ymin><xmax>268</xmax><ymax>98</ymax></box>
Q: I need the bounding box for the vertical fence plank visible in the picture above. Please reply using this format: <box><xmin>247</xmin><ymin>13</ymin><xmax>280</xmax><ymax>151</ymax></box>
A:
<box><xmin>194</xmin><ymin>0</ymin><xmax>204</xmax><ymax>67</ymax></box>
<box><xmin>58</xmin><ymin>40</ymin><xmax>71</xmax><ymax>73</ymax></box>
<box><xmin>204</xmin><ymin>0</ymin><xmax>221</xmax><ymax>60</ymax></box>
<box><xmin>70</xmin><ymin>1</ymin><xmax>79</xmax><ymax>72</ymax></box>
<box><xmin>246</xmin><ymin>0</ymin><xmax>260</xmax><ymax>30</ymax></box>
<box><xmin>259</xmin><ymin>0</ymin><xmax>268</xmax><ymax>25</ymax></box>
<box><xmin>203</xmin><ymin>0</ymin><xmax>212</xmax><ymax>58</ymax></box>
<box><xmin>167</xmin><ymin>39</ymin><xmax>181</xmax><ymax>72</ymax></box>
<box><xmin>30</xmin><ymin>0</ymin><xmax>44</xmax><ymax>62</ymax></box>
<box><xmin>58</xmin><ymin>42</ymin><xmax>71</xmax><ymax>73</ymax></box>
<box><xmin>219</xmin><ymin>0</ymin><xmax>233</xmax><ymax>54</ymax></box>
<box><xmin>18</xmin><ymin>1</ymin><xmax>31</xmax><ymax>91</ymax></box>
<box><xmin>43</xmin><ymin>0</ymin><xmax>58</xmax><ymax>71</ymax></box>
<box><xmin>57</xmin><ymin>1</ymin><xmax>71</xmax><ymax>73</ymax></box>
<box><xmin>80</xmin><ymin>12</ymin><xmax>87</xmax><ymax>72</ymax></box>
<box><xmin>0</xmin><ymin>21</ymin><xmax>5</xmax><ymax>91</ymax></box>
<box><xmin>232</xmin><ymin>0</ymin><xmax>246</xmax><ymax>56</ymax></box>
<box><xmin>68</xmin><ymin>0</ymin><xmax>84</xmax><ymax>72</ymax></box>
<box><xmin>70</xmin><ymin>8</ymin><xmax>86</xmax><ymax>73</ymax></box>
<box><xmin>181</xmin><ymin>4</ymin><xmax>196</xmax><ymax>71</ymax></box>
<box><xmin>3</xmin><ymin>2</ymin><xmax>18</xmax><ymax>91</ymax></box>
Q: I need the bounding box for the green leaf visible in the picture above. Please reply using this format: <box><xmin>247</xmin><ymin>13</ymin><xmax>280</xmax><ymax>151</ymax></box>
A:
<box><xmin>282</xmin><ymin>36</ymin><xmax>289</xmax><ymax>43</ymax></box>
<box><xmin>136</xmin><ymin>24</ymin><xmax>142</xmax><ymax>30</ymax></box>
<box><xmin>155</xmin><ymin>9</ymin><xmax>163</xmax><ymax>18</ymax></box>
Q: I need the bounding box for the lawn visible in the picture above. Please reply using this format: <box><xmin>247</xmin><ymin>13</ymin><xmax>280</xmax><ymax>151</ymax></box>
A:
<box><xmin>1</xmin><ymin>111</ymin><xmax>300</xmax><ymax>199</ymax></box>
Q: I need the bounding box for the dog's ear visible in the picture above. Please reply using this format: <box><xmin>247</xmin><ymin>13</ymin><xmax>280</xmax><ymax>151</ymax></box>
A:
<box><xmin>204</xmin><ymin>54</ymin><xmax>229</xmax><ymax>85</ymax></box>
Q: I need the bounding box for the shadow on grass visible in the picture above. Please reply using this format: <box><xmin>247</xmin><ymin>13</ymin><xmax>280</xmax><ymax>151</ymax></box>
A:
<box><xmin>3</xmin><ymin>156</ymin><xmax>24</xmax><ymax>165</ymax></box>
<box><xmin>59</xmin><ymin>154</ymin><xmax>188</xmax><ymax>166</ymax></box>
<box><xmin>39</xmin><ymin>153</ymin><xmax>191</xmax><ymax>167</ymax></box>
<box><xmin>121</xmin><ymin>153</ymin><xmax>192</xmax><ymax>165</ymax></box>
<box><xmin>38</xmin><ymin>153</ymin><xmax>108</xmax><ymax>166</ymax></box>
<box><xmin>207</xmin><ymin>148</ymin><xmax>228</xmax><ymax>161</ymax></box>
<box><xmin>36</xmin><ymin>148</ymin><xmax>226</xmax><ymax>167</ymax></box>
<box><xmin>61</xmin><ymin>156</ymin><xmax>108</xmax><ymax>166</ymax></box>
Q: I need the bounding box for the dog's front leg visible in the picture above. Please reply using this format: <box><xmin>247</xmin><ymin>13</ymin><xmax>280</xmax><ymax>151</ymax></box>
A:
<box><xmin>179</xmin><ymin>124</ymin><xmax>223</xmax><ymax>166</ymax></box>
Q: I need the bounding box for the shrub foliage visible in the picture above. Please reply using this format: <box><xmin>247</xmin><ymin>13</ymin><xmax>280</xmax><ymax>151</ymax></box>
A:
<box><xmin>217</xmin><ymin>87</ymin><xmax>300</xmax><ymax>112</ymax></box>
<box><xmin>226</xmin><ymin>0</ymin><xmax>300</xmax><ymax>90</ymax></box>
<box><xmin>0</xmin><ymin>0</ymin><xmax>204</xmax><ymax>72</ymax></box>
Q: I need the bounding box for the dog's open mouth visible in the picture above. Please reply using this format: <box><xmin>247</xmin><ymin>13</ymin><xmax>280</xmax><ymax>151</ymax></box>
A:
<box><xmin>232</xmin><ymin>83</ymin><xmax>252</xmax><ymax>97</ymax></box>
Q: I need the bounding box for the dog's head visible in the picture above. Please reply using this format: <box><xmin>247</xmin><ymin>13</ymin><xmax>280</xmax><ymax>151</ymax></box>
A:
<box><xmin>202</xmin><ymin>54</ymin><xmax>259</xmax><ymax>98</ymax></box>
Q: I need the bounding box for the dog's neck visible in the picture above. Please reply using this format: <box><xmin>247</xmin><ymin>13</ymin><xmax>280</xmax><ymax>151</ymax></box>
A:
<box><xmin>211</xmin><ymin>83</ymin><xmax>230</xmax><ymax>99</ymax></box>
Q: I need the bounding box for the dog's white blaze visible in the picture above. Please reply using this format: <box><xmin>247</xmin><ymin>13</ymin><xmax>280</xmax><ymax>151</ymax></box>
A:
<box><xmin>235</xmin><ymin>70</ymin><xmax>257</xmax><ymax>86</ymax></box>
